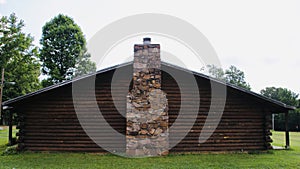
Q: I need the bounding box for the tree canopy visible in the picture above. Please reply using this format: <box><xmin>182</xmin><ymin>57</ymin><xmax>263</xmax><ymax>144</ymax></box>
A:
<box><xmin>225</xmin><ymin>66</ymin><xmax>251</xmax><ymax>90</ymax></box>
<box><xmin>261</xmin><ymin>87</ymin><xmax>299</xmax><ymax>107</ymax></box>
<box><xmin>207</xmin><ymin>65</ymin><xmax>225</xmax><ymax>81</ymax></box>
<box><xmin>260</xmin><ymin>87</ymin><xmax>300</xmax><ymax>131</ymax></box>
<box><xmin>207</xmin><ymin>65</ymin><xmax>251</xmax><ymax>90</ymax></box>
<box><xmin>0</xmin><ymin>13</ymin><xmax>41</xmax><ymax>124</ymax></box>
<box><xmin>73</xmin><ymin>48</ymin><xmax>96</xmax><ymax>78</ymax></box>
<box><xmin>40</xmin><ymin>14</ymin><xmax>95</xmax><ymax>87</ymax></box>
<box><xmin>0</xmin><ymin>13</ymin><xmax>41</xmax><ymax>101</ymax></box>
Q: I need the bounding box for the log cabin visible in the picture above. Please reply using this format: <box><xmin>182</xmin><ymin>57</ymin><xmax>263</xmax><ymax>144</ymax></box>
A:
<box><xmin>2</xmin><ymin>38</ymin><xmax>295</xmax><ymax>155</ymax></box>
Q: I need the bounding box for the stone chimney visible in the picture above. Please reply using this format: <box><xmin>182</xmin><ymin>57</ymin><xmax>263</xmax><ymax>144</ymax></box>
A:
<box><xmin>126</xmin><ymin>38</ymin><xmax>169</xmax><ymax>157</ymax></box>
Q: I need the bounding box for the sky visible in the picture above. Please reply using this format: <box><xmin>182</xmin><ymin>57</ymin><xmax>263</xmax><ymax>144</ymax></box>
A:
<box><xmin>1</xmin><ymin>0</ymin><xmax>300</xmax><ymax>95</ymax></box>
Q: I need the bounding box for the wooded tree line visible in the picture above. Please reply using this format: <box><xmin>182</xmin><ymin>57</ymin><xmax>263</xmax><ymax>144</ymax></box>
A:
<box><xmin>207</xmin><ymin>65</ymin><xmax>300</xmax><ymax>131</ymax></box>
<box><xmin>0</xmin><ymin>13</ymin><xmax>96</xmax><ymax>124</ymax></box>
<box><xmin>0</xmin><ymin>13</ymin><xmax>299</xmax><ymax>130</ymax></box>
<box><xmin>261</xmin><ymin>87</ymin><xmax>299</xmax><ymax>131</ymax></box>
<box><xmin>0</xmin><ymin>13</ymin><xmax>96</xmax><ymax>99</ymax></box>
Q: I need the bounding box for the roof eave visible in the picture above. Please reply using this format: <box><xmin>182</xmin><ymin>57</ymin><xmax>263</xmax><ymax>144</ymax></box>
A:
<box><xmin>2</xmin><ymin>61</ymin><xmax>295</xmax><ymax>111</ymax></box>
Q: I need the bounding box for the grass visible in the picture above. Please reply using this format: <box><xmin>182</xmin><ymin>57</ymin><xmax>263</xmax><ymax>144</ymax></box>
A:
<box><xmin>0</xmin><ymin>127</ymin><xmax>299</xmax><ymax>169</ymax></box>
<box><xmin>271</xmin><ymin>130</ymin><xmax>300</xmax><ymax>149</ymax></box>
<box><xmin>0</xmin><ymin>126</ymin><xmax>14</xmax><ymax>152</ymax></box>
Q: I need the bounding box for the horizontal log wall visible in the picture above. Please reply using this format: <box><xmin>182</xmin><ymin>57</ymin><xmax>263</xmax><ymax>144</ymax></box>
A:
<box><xmin>14</xmin><ymin>64</ymin><xmax>272</xmax><ymax>153</ymax></box>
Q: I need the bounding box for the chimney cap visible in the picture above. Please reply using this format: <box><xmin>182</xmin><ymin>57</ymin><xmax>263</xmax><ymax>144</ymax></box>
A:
<box><xmin>143</xmin><ymin>37</ymin><xmax>151</xmax><ymax>44</ymax></box>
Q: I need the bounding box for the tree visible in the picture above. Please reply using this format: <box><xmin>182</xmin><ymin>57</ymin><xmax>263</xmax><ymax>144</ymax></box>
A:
<box><xmin>0</xmin><ymin>13</ymin><xmax>25</xmax><ymax>70</ymax></box>
<box><xmin>40</xmin><ymin>14</ymin><xmax>96</xmax><ymax>87</ymax></box>
<box><xmin>206</xmin><ymin>65</ymin><xmax>225</xmax><ymax>81</ymax></box>
<box><xmin>3</xmin><ymin>51</ymin><xmax>41</xmax><ymax>101</ymax></box>
<box><xmin>73</xmin><ymin>48</ymin><xmax>96</xmax><ymax>78</ymax></box>
<box><xmin>0</xmin><ymin>13</ymin><xmax>41</xmax><ymax>124</ymax></box>
<box><xmin>261</xmin><ymin>87</ymin><xmax>298</xmax><ymax>106</ymax></box>
<box><xmin>260</xmin><ymin>87</ymin><xmax>300</xmax><ymax>131</ymax></box>
<box><xmin>225</xmin><ymin>65</ymin><xmax>251</xmax><ymax>90</ymax></box>
<box><xmin>207</xmin><ymin>65</ymin><xmax>251</xmax><ymax>90</ymax></box>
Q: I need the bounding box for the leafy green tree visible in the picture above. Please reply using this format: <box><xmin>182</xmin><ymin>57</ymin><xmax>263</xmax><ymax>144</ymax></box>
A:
<box><xmin>40</xmin><ymin>14</ymin><xmax>96</xmax><ymax>86</ymax></box>
<box><xmin>206</xmin><ymin>65</ymin><xmax>225</xmax><ymax>81</ymax></box>
<box><xmin>260</xmin><ymin>87</ymin><xmax>300</xmax><ymax>131</ymax></box>
<box><xmin>74</xmin><ymin>48</ymin><xmax>96</xmax><ymax>78</ymax></box>
<box><xmin>0</xmin><ymin>13</ymin><xmax>25</xmax><ymax>70</ymax></box>
<box><xmin>225</xmin><ymin>65</ymin><xmax>251</xmax><ymax>90</ymax></box>
<box><xmin>0</xmin><ymin>13</ymin><xmax>41</xmax><ymax>124</ymax></box>
<box><xmin>207</xmin><ymin>65</ymin><xmax>251</xmax><ymax>90</ymax></box>
<box><xmin>261</xmin><ymin>87</ymin><xmax>298</xmax><ymax>106</ymax></box>
<box><xmin>3</xmin><ymin>51</ymin><xmax>41</xmax><ymax>101</ymax></box>
<box><xmin>0</xmin><ymin>13</ymin><xmax>41</xmax><ymax>100</ymax></box>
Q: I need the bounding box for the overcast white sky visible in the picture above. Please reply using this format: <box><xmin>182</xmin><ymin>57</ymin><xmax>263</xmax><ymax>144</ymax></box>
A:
<box><xmin>1</xmin><ymin>0</ymin><xmax>299</xmax><ymax>95</ymax></box>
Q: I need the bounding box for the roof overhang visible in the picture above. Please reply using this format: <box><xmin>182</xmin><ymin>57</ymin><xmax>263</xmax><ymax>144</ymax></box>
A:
<box><xmin>2</xmin><ymin>61</ymin><xmax>296</xmax><ymax>111</ymax></box>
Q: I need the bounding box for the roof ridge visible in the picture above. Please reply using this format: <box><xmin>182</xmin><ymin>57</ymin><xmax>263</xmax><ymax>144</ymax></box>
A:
<box><xmin>2</xmin><ymin>61</ymin><xmax>295</xmax><ymax>110</ymax></box>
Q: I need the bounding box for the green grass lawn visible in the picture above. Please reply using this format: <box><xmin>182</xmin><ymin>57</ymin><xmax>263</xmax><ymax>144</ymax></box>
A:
<box><xmin>0</xmin><ymin>126</ymin><xmax>17</xmax><ymax>152</ymax></box>
<box><xmin>0</xmin><ymin>127</ymin><xmax>299</xmax><ymax>169</ymax></box>
<box><xmin>271</xmin><ymin>130</ymin><xmax>300</xmax><ymax>149</ymax></box>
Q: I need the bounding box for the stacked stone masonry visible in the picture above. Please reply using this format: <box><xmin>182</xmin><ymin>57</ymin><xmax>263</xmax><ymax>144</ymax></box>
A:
<box><xmin>126</xmin><ymin>43</ymin><xmax>169</xmax><ymax>157</ymax></box>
